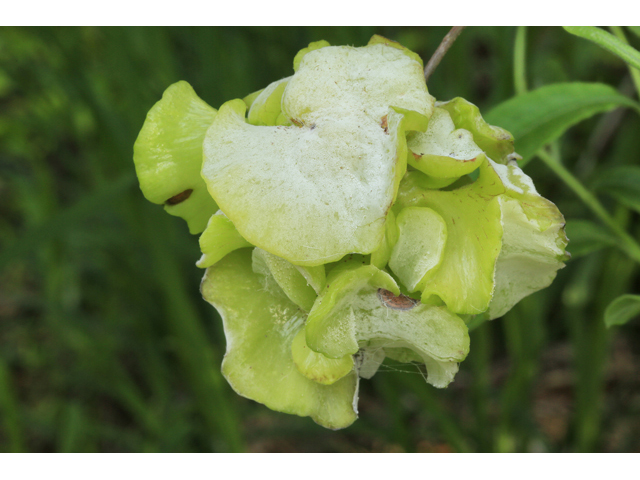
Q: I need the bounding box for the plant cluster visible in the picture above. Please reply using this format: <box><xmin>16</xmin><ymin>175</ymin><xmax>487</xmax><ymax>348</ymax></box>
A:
<box><xmin>133</xmin><ymin>36</ymin><xmax>568</xmax><ymax>429</ymax></box>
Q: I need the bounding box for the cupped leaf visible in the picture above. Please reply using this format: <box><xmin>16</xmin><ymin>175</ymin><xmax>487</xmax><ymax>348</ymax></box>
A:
<box><xmin>391</xmin><ymin>106</ymin><xmax>430</xmax><ymax>132</ymax></box>
<box><xmin>396</xmin><ymin>158</ymin><xmax>567</xmax><ymax>317</ymax></box>
<box><xmin>196</xmin><ymin>211</ymin><xmax>252</xmax><ymax>269</ymax></box>
<box><xmin>203</xmin><ymin>43</ymin><xmax>434</xmax><ymax>265</ymax></box>
<box><xmin>201</xmin><ymin>248</ymin><xmax>358</xmax><ymax>430</ymax></box>
<box><xmin>306</xmin><ymin>265</ymin><xmax>399</xmax><ymax>359</ymax></box>
<box><xmin>291</xmin><ymin>328</ymin><xmax>354</xmax><ymax>385</ymax></box>
<box><xmin>324</xmin><ymin>254</ymin><xmax>371</xmax><ymax>279</ymax></box>
<box><xmin>133</xmin><ymin>81</ymin><xmax>218</xmax><ymax>234</ymax></box>
<box><xmin>202</xmin><ymin>99</ymin><xmax>407</xmax><ymax>266</ymax></box>
<box><xmin>485</xmin><ymin>82</ymin><xmax>640</xmax><ymax>165</ymax></box>
<box><xmin>395</xmin><ymin>160</ymin><xmax>505</xmax><ymax>314</ymax></box>
<box><xmin>295</xmin><ymin>264</ymin><xmax>326</xmax><ymax>295</ymax></box>
<box><xmin>370</xmin><ymin>210</ymin><xmax>399</xmax><ymax>270</ymax></box>
<box><xmin>252</xmin><ymin>248</ymin><xmax>318</xmax><ymax>312</ymax></box>
<box><xmin>283</xmin><ymin>43</ymin><xmax>433</xmax><ymax>125</ymax></box>
<box><xmin>388</xmin><ymin>206</ymin><xmax>447</xmax><ymax>292</ymax></box>
<box><xmin>400</xmin><ymin>170</ymin><xmax>459</xmax><ymax>190</ymax></box>
<box><xmin>243</xmin><ymin>88</ymin><xmax>264</xmax><ymax>109</ymax></box>
<box><xmin>591</xmin><ymin>165</ymin><xmax>640</xmax><ymax>213</ymax></box>
<box><xmin>437</xmin><ymin>97</ymin><xmax>515</xmax><ymax>164</ymax></box>
<box><xmin>293</xmin><ymin>40</ymin><xmax>331</xmax><ymax>72</ymax></box>
<box><xmin>487</xmin><ymin>193</ymin><xmax>568</xmax><ymax>319</ymax></box>
<box><xmin>407</xmin><ymin>107</ymin><xmax>485</xmax><ymax>177</ymax></box>
<box><xmin>604</xmin><ymin>294</ymin><xmax>640</xmax><ymax>328</ymax></box>
<box><xmin>563</xmin><ymin>26</ymin><xmax>640</xmax><ymax>71</ymax></box>
<box><xmin>247</xmin><ymin>76</ymin><xmax>291</xmax><ymax>126</ymax></box>
<box><xmin>306</xmin><ymin>264</ymin><xmax>469</xmax><ymax>388</ymax></box>
<box><xmin>367</xmin><ymin>34</ymin><xmax>424</xmax><ymax>67</ymax></box>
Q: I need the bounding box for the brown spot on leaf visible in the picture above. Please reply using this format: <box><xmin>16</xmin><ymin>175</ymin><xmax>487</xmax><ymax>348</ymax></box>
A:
<box><xmin>377</xmin><ymin>289</ymin><xmax>419</xmax><ymax>311</ymax></box>
<box><xmin>380</xmin><ymin>115</ymin><xmax>389</xmax><ymax>134</ymax></box>
<box><xmin>165</xmin><ymin>189</ymin><xmax>193</xmax><ymax>205</ymax></box>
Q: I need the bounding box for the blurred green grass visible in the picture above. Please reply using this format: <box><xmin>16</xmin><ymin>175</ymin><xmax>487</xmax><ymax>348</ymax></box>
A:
<box><xmin>1</xmin><ymin>26</ymin><xmax>639</xmax><ymax>452</ymax></box>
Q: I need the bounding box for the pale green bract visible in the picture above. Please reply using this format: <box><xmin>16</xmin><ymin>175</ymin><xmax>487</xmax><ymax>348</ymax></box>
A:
<box><xmin>132</xmin><ymin>36</ymin><xmax>569</xmax><ymax>429</ymax></box>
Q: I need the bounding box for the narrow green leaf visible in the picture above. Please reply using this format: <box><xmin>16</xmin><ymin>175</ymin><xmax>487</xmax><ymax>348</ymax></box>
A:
<box><xmin>591</xmin><ymin>165</ymin><xmax>640</xmax><ymax>213</ymax></box>
<box><xmin>627</xmin><ymin>26</ymin><xmax>640</xmax><ymax>38</ymax></box>
<box><xmin>604</xmin><ymin>294</ymin><xmax>640</xmax><ymax>328</ymax></box>
<box><xmin>485</xmin><ymin>82</ymin><xmax>639</xmax><ymax>164</ymax></box>
<box><xmin>564</xmin><ymin>219</ymin><xmax>620</xmax><ymax>258</ymax></box>
<box><xmin>563</xmin><ymin>26</ymin><xmax>640</xmax><ymax>71</ymax></box>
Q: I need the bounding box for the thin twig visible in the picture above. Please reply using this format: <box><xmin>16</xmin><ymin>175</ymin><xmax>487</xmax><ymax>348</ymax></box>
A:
<box><xmin>424</xmin><ymin>26</ymin><xmax>466</xmax><ymax>83</ymax></box>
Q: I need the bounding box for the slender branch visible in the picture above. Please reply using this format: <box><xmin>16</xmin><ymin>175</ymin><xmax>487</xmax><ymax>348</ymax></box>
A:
<box><xmin>513</xmin><ymin>26</ymin><xmax>528</xmax><ymax>96</ymax></box>
<box><xmin>424</xmin><ymin>26</ymin><xmax>466</xmax><ymax>83</ymax></box>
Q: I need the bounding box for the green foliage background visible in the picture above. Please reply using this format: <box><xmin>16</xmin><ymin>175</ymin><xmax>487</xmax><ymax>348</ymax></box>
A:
<box><xmin>1</xmin><ymin>26</ymin><xmax>639</xmax><ymax>452</ymax></box>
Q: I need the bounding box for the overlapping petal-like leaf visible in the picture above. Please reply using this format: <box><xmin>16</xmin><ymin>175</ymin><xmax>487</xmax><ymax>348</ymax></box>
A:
<box><xmin>202</xmin><ymin>43</ymin><xmax>433</xmax><ymax>266</ymax></box>
<box><xmin>395</xmin><ymin>159</ymin><xmax>568</xmax><ymax>316</ymax></box>
<box><xmin>395</xmin><ymin>161</ymin><xmax>505</xmax><ymax>314</ymax></box>
<box><xmin>133</xmin><ymin>81</ymin><xmax>218</xmax><ymax>234</ymax></box>
<box><xmin>291</xmin><ymin>327</ymin><xmax>354</xmax><ymax>385</ymax></box>
<box><xmin>247</xmin><ymin>76</ymin><xmax>292</xmax><ymax>126</ymax></box>
<box><xmin>486</xmin><ymin>163</ymin><xmax>569</xmax><ymax>319</ymax></box>
<box><xmin>252</xmin><ymin>248</ymin><xmax>318</xmax><ymax>312</ymax></box>
<box><xmin>407</xmin><ymin>107</ymin><xmax>485</xmax><ymax>178</ymax></box>
<box><xmin>305</xmin><ymin>260</ymin><xmax>469</xmax><ymax>388</ymax></box>
<box><xmin>283</xmin><ymin>43</ymin><xmax>433</xmax><ymax>125</ymax></box>
<box><xmin>201</xmin><ymin>248</ymin><xmax>358</xmax><ymax>429</ymax></box>
<box><xmin>202</xmin><ymin>100</ymin><xmax>406</xmax><ymax>266</ymax></box>
<box><xmin>196</xmin><ymin>211</ymin><xmax>252</xmax><ymax>269</ymax></box>
<box><xmin>388</xmin><ymin>206</ymin><xmax>447</xmax><ymax>292</ymax></box>
<box><xmin>437</xmin><ymin>97</ymin><xmax>516</xmax><ymax>164</ymax></box>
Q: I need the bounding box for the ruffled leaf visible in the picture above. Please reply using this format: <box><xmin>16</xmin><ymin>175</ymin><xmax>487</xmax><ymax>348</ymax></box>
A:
<box><xmin>438</xmin><ymin>97</ymin><xmax>515</xmax><ymax>164</ymax></box>
<box><xmin>388</xmin><ymin>206</ymin><xmax>447</xmax><ymax>292</ymax></box>
<box><xmin>370</xmin><ymin>210</ymin><xmax>399</xmax><ymax>270</ymax></box>
<box><xmin>283</xmin><ymin>43</ymin><xmax>433</xmax><ymax>125</ymax></box>
<box><xmin>196</xmin><ymin>212</ymin><xmax>252</xmax><ymax>269</ymax></box>
<box><xmin>397</xmin><ymin>158</ymin><xmax>568</xmax><ymax>317</ymax></box>
<box><xmin>202</xmin><ymin>99</ymin><xmax>407</xmax><ymax>266</ymax></box>
<box><xmin>243</xmin><ymin>88</ymin><xmax>264</xmax><ymax>109</ymax></box>
<box><xmin>295</xmin><ymin>264</ymin><xmax>326</xmax><ymax>295</ymax></box>
<box><xmin>133</xmin><ymin>81</ymin><xmax>218</xmax><ymax>234</ymax></box>
<box><xmin>291</xmin><ymin>328</ymin><xmax>354</xmax><ymax>385</ymax></box>
<box><xmin>395</xmin><ymin>160</ymin><xmax>505</xmax><ymax>314</ymax></box>
<box><xmin>252</xmin><ymin>248</ymin><xmax>318</xmax><ymax>312</ymax></box>
<box><xmin>407</xmin><ymin>107</ymin><xmax>485</xmax><ymax>177</ymax></box>
<box><xmin>201</xmin><ymin>249</ymin><xmax>358</xmax><ymax>430</ymax></box>
<box><xmin>486</xmin><ymin>163</ymin><xmax>569</xmax><ymax>319</ymax></box>
<box><xmin>247</xmin><ymin>76</ymin><xmax>291</xmax><ymax>126</ymax></box>
<box><xmin>306</xmin><ymin>264</ymin><xmax>469</xmax><ymax>388</ymax></box>
<box><xmin>367</xmin><ymin>34</ymin><xmax>424</xmax><ymax>67</ymax></box>
<box><xmin>293</xmin><ymin>40</ymin><xmax>331</xmax><ymax>72</ymax></box>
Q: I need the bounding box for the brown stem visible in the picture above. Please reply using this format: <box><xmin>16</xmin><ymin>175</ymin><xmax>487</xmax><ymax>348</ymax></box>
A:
<box><xmin>424</xmin><ymin>26</ymin><xmax>466</xmax><ymax>83</ymax></box>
